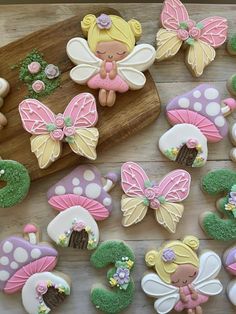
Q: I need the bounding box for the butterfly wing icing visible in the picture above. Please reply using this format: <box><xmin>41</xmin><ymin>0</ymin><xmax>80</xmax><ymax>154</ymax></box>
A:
<box><xmin>156</xmin><ymin>29</ymin><xmax>183</xmax><ymax>61</ymax></box>
<box><xmin>121</xmin><ymin>196</ymin><xmax>148</xmax><ymax>227</ymax></box>
<box><xmin>161</xmin><ymin>0</ymin><xmax>189</xmax><ymax>30</ymax></box>
<box><xmin>155</xmin><ymin>202</ymin><xmax>184</xmax><ymax>233</ymax></box>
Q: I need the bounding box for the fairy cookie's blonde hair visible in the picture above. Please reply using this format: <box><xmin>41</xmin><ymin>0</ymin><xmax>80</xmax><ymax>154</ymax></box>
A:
<box><xmin>145</xmin><ymin>236</ymin><xmax>200</xmax><ymax>284</ymax></box>
<box><xmin>81</xmin><ymin>14</ymin><xmax>142</xmax><ymax>52</ymax></box>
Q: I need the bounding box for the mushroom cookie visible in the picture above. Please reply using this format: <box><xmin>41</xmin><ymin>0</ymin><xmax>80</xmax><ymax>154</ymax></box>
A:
<box><xmin>120</xmin><ymin>162</ymin><xmax>191</xmax><ymax>233</ymax></box>
<box><xmin>19</xmin><ymin>92</ymin><xmax>99</xmax><ymax>169</ymax></box>
<box><xmin>141</xmin><ymin>236</ymin><xmax>223</xmax><ymax>314</ymax></box>
<box><xmin>200</xmin><ymin>169</ymin><xmax>236</xmax><ymax>241</ymax></box>
<box><xmin>0</xmin><ymin>224</ymin><xmax>71</xmax><ymax>314</ymax></box>
<box><xmin>0</xmin><ymin>77</ymin><xmax>10</xmax><ymax>129</ymax></box>
<box><xmin>47</xmin><ymin>165</ymin><xmax>117</xmax><ymax>250</ymax></box>
<box><xmin>223</xmin><ymin>244</ymin><xmax>236</xmax><ymax>306</ymax></box>
<box><xmin>66</xmin><ymin>13</ymin><xmax>155</xmax><ymax>107</ymax></box>
<box><xmin>159</xmin><ymin>84</ymin><xmax>236</xmax><ymax>167</ymax></box>
<box><xmin>156</xmin><ymin>0</ymin><xmax>228</xmax><ymax>77</ymax></box>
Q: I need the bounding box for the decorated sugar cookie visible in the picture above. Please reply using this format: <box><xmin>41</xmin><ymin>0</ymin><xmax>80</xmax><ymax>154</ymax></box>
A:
<box><xmin>223</xmin><ymin>244</ymin><xmax>236</xmax><ymax>306</ymax></box>
<box><xmin>66</xmin><ymin>13</ymin><xmax>155</xmax><ymax>107</ymax></box>
<box><xmin>0</xmin><ymin>77</ymin><xmax>10</xmax><ymax>128</ymax></box>
<box><xmin>200</xmin><ymin>169</ymin><xmax>236</xmax><ymax>241</ymax></box>
<box><xmin>120</xmin><ymin>162</ymin><xmax>191</xmax><ymax>233</ymax></box>
<box><xmin>90</xmin><ymin>240</ymin><xmax>135</xmax><ymax>313</ymax></box>
<box><xmin>227</xmin><ymin>34</ymin><xmax>236</xmax><ymax>56</ymax></box>
<box><xmin>159</xmin><ymin>84</ymin><xmax>236</xmax><ymax>167</ymax></box>
<box><xmin>156</xmin><ymin>0</ymin><xmax>228</xmax><ymax>77</ymax></box>
<box><xmin>19</xmin><ymin>93</ymin><xmax>99</xmax><ymax>169</ymax></box>
<box><xmin>47</xmin><ymin>165</ymin><xmax>117</xmax><ymax>249</ymax></box>
<box><xmin>142</xmin><ymin>236</ymin><xmax>223</xmax><ymax>314</ymax></box>
<box><xmin>0</xmin><ymin>224</ymin><xmax>71</xmax><ymax>314</ymax></box>
<box><xmin>227</xmin><ymin>74</ymin><xmax>236</xmax><ymax>97</ymax></box>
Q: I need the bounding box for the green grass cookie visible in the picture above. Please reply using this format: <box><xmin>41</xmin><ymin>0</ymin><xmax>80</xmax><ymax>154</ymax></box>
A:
<box><xmin>227</xmin><ymin>34</ymin><xmax>236</xmax><ymax>56</ymax></box>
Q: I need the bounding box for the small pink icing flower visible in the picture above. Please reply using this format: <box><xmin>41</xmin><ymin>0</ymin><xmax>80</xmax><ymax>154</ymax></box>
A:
<box><xmin>32</xmin><ymin>80</ymin><xmax>45</xmax><ymax>93</ymax></box>
<box><xmin>189</xmin><ymin>27</ymin><xmax>201</xmax><ymax>39</ymax></box>
<box><xmin>144</xmin><ymin>187</ymin><xmax>156</xmax><ymax>200</ymax></box>
<box><xmin>187</xmin><ymin>19</ymin><xmax>196</xmax><ymax>30</ymax></box>
<box><xmin>96</xmin><ymin>14</ymin><xmax>112</xmax><ymax>29</ymax></box>
<box><xmin>50</xmin><ymin>128</ymin><xmax>64</xmax><ymax>141</ymax></box>
<box><xmin>36</xmin><ymin>281</ymin><xmax>48</xmax><ymax>295</ymax></box>
<box><xmin>55</xmin><ymin>114</ymin><xmax>65</xmax><ymax>128</ymax></box>
<box><xmin>186</xmin><ymin>138</ymin><xmax>198</xmax><ymax>149</ymax></box>
<box><xmin>177</xmin><ymin>29</ymin><xmax>189</xmax><ymax>41</ymax></box>
<box><xmin>63</xmin><ymin>126</ymin><xmax>76</xmax><ymax>137</ymax></box>
<box><xmin>28</xmin><ymin>61</ymin><xmax>41</xmax><ymax>74</ymax></box>
<box><xmin>73</xmin><ymin>221</ymin><xmax>86</xmax><ymax>232</ymax></box>
<box><xmin>150</xmin><ymin>198</ymin><xmax>160</xmax><ymax>209</ymax></box>
<box><xmin>45</xmin><ymin>64</ymin><xmax>60</xmax><ymax>79</ymax></box>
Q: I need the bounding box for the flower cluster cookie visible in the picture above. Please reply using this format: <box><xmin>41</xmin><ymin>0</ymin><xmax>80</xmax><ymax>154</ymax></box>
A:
<box><xmin>47</xmin><ymin>165</ymin><xmax>117</xmax><ymax>250</ymax></box>
<box><xmin>156</xmin><ymin>0</ymin><xmax>228</xmax><ymax>77</ymax></box>
<box><xmin>142</xmin><ymin>236</ymin><xmax>223</xmax><ymax>314</ymax></box>
<box><xmin>67</xmin><ymin>13</ymin><xmax>155</xmax><ymax>107</ymax></box>
<box><xmin>159</xmin><ymin>84</ymin><xmax>236</xmax><ymax>167</ymax></box>
<box><xmin>223</xmin><ymin>244</ymin><xmax>236</xmax><ymax>306</ymax></box>
<box><xmin>0</xmin><ymin>77</ymin><xmax>10</xmax><ymax>129</ymax></box>
<box><xmin>0</xmin><ymin>224</ymin><xmax>71</xmax><ymax>314</ymax></box>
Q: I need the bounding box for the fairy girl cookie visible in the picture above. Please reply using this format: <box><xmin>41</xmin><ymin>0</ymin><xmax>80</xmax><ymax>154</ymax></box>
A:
<box><xmin>66</xmin><ymin>14</ymin><xmax>155</xmax><ymax>107</ymax></box>
<box><xmin>0</xmin><ymin>224</ymin><xmax>71</xmax><ymax>314</ymax></box>
<box><xmin>156</xmin><ymin>0</ymin><xmax>228</xmax><ymax>77</ymax></box>
<box><xmin>47</xmin><ymin>165</ymin><xmax>117</xmax><ymax>249</ymax></box>
<box><xmin>223</xmin><ymin>244</ymin><xmax>236</xmax><ymax>306</ymax></box>
<box><xmin>121</xmin><ymin>162</ymin><xmax>191</xmax><ymax>233</ymax></box>
<box><xmin>159</xmin><ymin>84</ymin><xmax>236</xmax><ymax>167</ymax></box>
<box><xmin>19</xmin><ymin>93</ymin><xmax>99</xmax><ymax>169</ymax></box>
<box><xmin>0</xmin><ymin>77</ymin><xmax>10</xmax><ymax>128</ymax></box>
<box><xmin>200</xmin><ymin>169</ymin><xmax>236</xmax><ymax>241</ymax></box>
<box><xmin>142</xmin><ymin>236</ymin><xmax>223</xmax><ymax>314</ymax></box>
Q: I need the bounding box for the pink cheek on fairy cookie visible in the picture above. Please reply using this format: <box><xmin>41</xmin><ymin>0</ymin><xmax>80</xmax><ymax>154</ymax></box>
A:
<box><xmin>171</xmin><ymin>264</ymin><xmax>199</xmax><ymax>287</ymax></box>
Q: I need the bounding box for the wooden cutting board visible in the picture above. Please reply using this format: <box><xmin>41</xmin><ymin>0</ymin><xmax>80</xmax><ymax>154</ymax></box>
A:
<box><xmin>0</xmin><ymin>7</ymin><xmax>161</xmax><ymax>181</ymax></box>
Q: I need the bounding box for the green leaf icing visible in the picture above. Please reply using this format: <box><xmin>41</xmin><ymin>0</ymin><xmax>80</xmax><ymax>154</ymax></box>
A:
<box><xmin>196</xmin><ymin>22</ymin><xmax>204</xmax><ymax>29</ymax></box>
<box><xmin>46</xmin><ymin>124</ymin><xmax>57</xmax><ymax>132</ymax></box>
<box><xmin>179</xmin><ymin>22</ymin><xmax>188</xmax><ymax>29</ymax></box>
<box><xmin>158</xmin><ymin>196</ymin><xmax>166</xmax><ymax>204</ymax></box>
<box><xmin>64</xmin><ymin>116</ymin><xmax>72</xmax><ymax>127</ymax></box>
<box><xmin>143</xmin><ymin>199</ymin><xmax>149</xmax><ymax>206</ymax></box>
<box><xmin>186</xmin><ymin>38</ymin><xmax>195</xmax><ymax>46</ymax></box>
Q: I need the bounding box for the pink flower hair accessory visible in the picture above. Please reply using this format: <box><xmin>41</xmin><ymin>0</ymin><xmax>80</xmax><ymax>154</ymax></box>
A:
<box><xmin>96</xmin><ymin>14</ymin><xmax>112</xmax><ymax>29</ymax></box>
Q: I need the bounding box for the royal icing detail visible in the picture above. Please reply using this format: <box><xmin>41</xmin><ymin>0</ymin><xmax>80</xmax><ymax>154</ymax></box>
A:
<box><xmin>223</xmin><ymin>245</ymin><xmax>236</xmax><ymax>306</ymax></box>
<box><xmin>19</xmin><ymin>93</ymin><xmax>99</xmax><ymax>169</ymax></box>
<box><xmin>66</xmin><ymin>13</ymin><xmax>155</xmax><ymax>106</ymax></box>
<box><xmin>156</xmin><ymin>0</ymin><xmax>228</xmax><ymax>77</ymax></box>
<box><xmin>120</xmin><ymin>162</ymin><xmax>191</xmax><ymax>233</ymax></box>
<box><xmin>159</xmin><ymin>84</ymin><xmax>236</xmax><ymax>167</ymax></box>
<box><xmin>0</xmin><ymin>77</ymin><xmax>10</xmax><ymax>129</ymax></box>
<box><xmin>229</xmin><ymin>117</ymin><xmax>236</xmax><ymax>162</ymax></box>
<box><xmin>142</xmin><ymin>236</ymin><xmax>223</xmax><ymax>313</ymax></box>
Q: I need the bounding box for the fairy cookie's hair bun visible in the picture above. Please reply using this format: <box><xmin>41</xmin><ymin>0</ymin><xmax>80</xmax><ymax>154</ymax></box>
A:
<box><xmin>81</xmin><ymin>14</ymin><xmax>96</xmax><ymax>36</ymax></box>
<box><xmin>145</xmin><ymin>250</ymin><xmax>158</xmax><ymax>267</ymax></box>
<box><xmin>128</xmin><ymin>19</ymin><xmax>142</xmax><ymax>41</ymax></box>
<box><xmin>183</xmin><ymin>236</ymin><xmax>199</xmax><ymax>251</ymax></box>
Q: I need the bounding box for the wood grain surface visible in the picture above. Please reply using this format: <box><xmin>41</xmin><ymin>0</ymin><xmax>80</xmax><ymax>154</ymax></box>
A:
<box><xmin>0</xmin><ymin>2</ymin><xmax>236</xmax><ymax>314</ymax></box>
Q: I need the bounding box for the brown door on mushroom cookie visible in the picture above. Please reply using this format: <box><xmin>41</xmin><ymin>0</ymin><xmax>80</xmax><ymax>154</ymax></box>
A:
<box><xmin>43</xmin><ymin>286</ymin><xmax>67</xmax><ymax>310</ymax></box>
<box><xmin>176</xmin><ymin>144</ymin><xmax>198</xmax><ymax>167</ymax></box>
<box><xmin>68</xmin><ymin>229</ymin><xmax>89</xmax><ymax>249</ymax></box>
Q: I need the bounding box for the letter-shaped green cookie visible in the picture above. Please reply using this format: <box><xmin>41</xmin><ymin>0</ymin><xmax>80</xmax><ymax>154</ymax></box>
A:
<box><xmin>200</xmin><ymin>169</ymin><xmax>236</xmax><ymax>241</ymax></box>
<box><xmin>90</xmin><ymin>240</ymin><xmax>135</xmax><ymax>313</ymax></box>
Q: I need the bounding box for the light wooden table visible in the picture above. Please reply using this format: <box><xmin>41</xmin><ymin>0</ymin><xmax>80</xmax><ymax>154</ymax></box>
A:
<box><xmin>0</xmin><ymin>3</ymin><xmax>236</xmax><ymax>314</ymax></box>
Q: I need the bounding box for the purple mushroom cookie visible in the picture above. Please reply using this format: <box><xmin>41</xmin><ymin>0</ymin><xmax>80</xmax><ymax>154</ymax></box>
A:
<box><xmin>223</xmin><ymin>244</ymin><xmax>236</xmax><ymax>306</ymax></box>
<box><xmin>159</xmin><ymin>84</ymin><xmax>236</xmax><ymax>167</ymax></box>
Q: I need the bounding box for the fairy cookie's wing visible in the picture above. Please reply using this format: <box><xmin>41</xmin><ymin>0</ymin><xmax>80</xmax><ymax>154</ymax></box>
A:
<box><xmin>155</xmin><ymin>202</ymin><xmax>184</xmax><ymax>233</ymax></box>
<box><xmin>121</xmin><ymin>195</ymin><xmax>148</xmax><ymax>227</ymax></box>
<box><xmin>141</xmin><ymin>273</ymin><xmax>179</xmax><ymax>314</ymax></box>
<box><xmin>161</xmin><ymin>0</ymin><xmax>189</xmax><ymax>31</ymax></box>
<box><xmin>156</xmin><ymin>29</ymin><xmax>183</xmax><ymax>61</ymax></box>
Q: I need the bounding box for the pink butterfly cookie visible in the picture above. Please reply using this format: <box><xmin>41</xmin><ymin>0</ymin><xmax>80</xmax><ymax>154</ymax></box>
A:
<box><xmin>156</xmin><ymin>0</ymin><xmax>228</xmax><ymax>77</ymax></box>
<box><xmin>120</xmin><ymin>162</ymin><xmax>191</xmax><ymax>233</ymax></box>
<box><xmin>19</xmin><ymin>93</ymin><xmax>99</xmax><ymax>169</ymax></box>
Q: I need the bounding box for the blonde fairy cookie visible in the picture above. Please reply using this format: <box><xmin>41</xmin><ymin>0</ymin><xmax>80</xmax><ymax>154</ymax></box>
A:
<box><xmin>142</xmin><ymin>236</ymin><xmax>223</xmax><ymax>314</ymax></box>
<box><xmin>156</xmin><ymin>0</ymin><xmax>228</xmax><ymax>77</ymax></box>
<box><xmin>0</xmin><ymin>77</ymin><xmax>10</xmax><ymax>128</ymax></box>
<box><xmin>223</xmin><ymin>244</ymin><xmax>236</xmax><ymax>306</ymax></box>
<box><xmin>67</xmin><ymin>13</ymin><xmax>155</xmax><ymax>107</ymax></box>
<box><xmin>0</xmin><ymin>224</ymin><xmax>71</xmax><ymax>314</ymax></box>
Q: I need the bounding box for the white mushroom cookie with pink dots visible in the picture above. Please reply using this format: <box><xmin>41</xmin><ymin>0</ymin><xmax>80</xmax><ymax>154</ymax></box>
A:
<box><xmin>0</xmin><ymin>77</ymin><xmax>10</xmax><ymax>129</ymax></box>
<box><xmin>159</xmin><ymin>84</ymin><xmax>236</xmax><ymax>167</ymax></box>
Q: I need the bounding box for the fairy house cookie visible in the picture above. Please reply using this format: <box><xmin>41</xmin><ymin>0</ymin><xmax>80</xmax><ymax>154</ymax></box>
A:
<box><xmin>223</xmin><ymin>244</ymin><xmax>236</xmax><ymax>306</ymax></box>
<box><xmin>19</xmin><ymin>93</ymin><xmax>99</xmax><ymax>169</ymax></box>
<box><xmin>200</xmin><ymin>169</ymin><xmax>236</xmax><ymax>241</ymax></box>
<box><xmin>0</xmin><ymin>224</ymin><xmax>71</xmax><ymax>314</ymax></box>
<box><xmin>159</xmin><ymin>84</ymin><xmax>236</xmax><ymax>167</ymax></box>
<box><xmin>66</xmin><ymin>13</ymin><xmax>155</xmax><ymax>107</ymax></box>
<box><xmin>142</xmin><ymin>236</ymin><xmax>223</xmax><ymax>314</ymax></box>
<box><xmin>120</xmin><ymin>162</ymin><xmax>191</xmax><ymax>233</ymax></box>
<box><xmin>156</xmin><ymin>0</ymin><xmax>228</xmax><ymax>77</ymax></box>
<box><xmin>0</xmin><ymin>77</ymin><xmax>10</xmax><ymax>129</ymax></box>
<box><xmin>47</xmin><ymin>165</ymin><xmax>117</xmax><ymax>250</ymax></box>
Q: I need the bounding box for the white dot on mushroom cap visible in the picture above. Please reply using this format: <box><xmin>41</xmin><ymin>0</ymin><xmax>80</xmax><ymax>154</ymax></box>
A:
<box><xmin>178</xmin><ymin>97</ymin><xmax>190</xmax><ymax>108</ymax></box>
<box><xmin>84</xmin><ymin>170</ymin><xmax>95</xmax><ymax>181</ymax></box>
<box><xmin>204</xmin><ymin>88</ymin><xmax>219</xmax><ymax>100</ymax></box>
<box><xmin>10</xmin><ymin>262</ymin><xmax>18</xmax><ymax>269</ymax></box>
<box><xmin>3</xmin><ymin>241</ymin><xmax>13</xmax><ymax>253</ymax></box>
<box><xmin>0</xmin><ymin>256</ymin><xmax>9</xmax><ymax>266</ymax></box>
<box><xmin>103</xmin><ymin>197</ymin><xmax>112</xmax><ymax>206</ymax></box>
<box><xmin>55</xmin><ymin>185</ymin><xmax>66</xmax><ymax>195</ymax></box>
<box><xmin>72</xmin><ymin>177</ymin><xmax>80</xmax><ymax>186</ymax></box>
<box><xmin>205</xmin><ymin>102</ymin><xmax>221</xmax><ymax>116</ymax></box>
<box><xmin>0</xmin><ymin>270</ymin><xmax>10</xmax><ymax>281</ymax></box>
<box><xmin>193</xmin><ymin>90</ymin><xmax>201</xmax><ymax>98</ymax></box>
<box><xmin>13</xmin><ymin>247</ymin><xmax>28</xmax><ymax>263</ymax></box>
<box><xmin>73</xmin><ymin>187</ymin><xmax>83</xmax><ymax>195</ymax></box>
<box><xmin>85</xmin><ymin>183</ymin><xmax>101</xmax><ymax>199</ymax></box>
<box><xmin>31</xmin><ymin>248</ymin><xmax>41</xmax><ymax>259</ymax></box>
<box><xmin>193</xmin><ymin>102</ymin><xmax>202</xmax><ymax>111</ymax></box>
<box><xmin>215</xmin><ymin>116</ymin><xmax>225</xmax><ymax>127</ymax></box>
